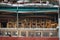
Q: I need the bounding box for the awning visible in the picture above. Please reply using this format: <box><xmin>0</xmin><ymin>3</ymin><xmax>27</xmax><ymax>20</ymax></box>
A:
<box><xmin>0</xmin><ymin>7</ymin><xmax>58</xmax><ymax>13</ymax></box>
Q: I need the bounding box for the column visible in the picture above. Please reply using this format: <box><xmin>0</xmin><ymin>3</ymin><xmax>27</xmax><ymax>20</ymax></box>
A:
<box><xmin>59</xmin><ymin>18</ymin><xmax>60</xmax><ymax>38</ymax></box>
<box><xmin>57</xmin><ymin>18</ymin><xmax>60</xmax><ymax>39</ymax></box>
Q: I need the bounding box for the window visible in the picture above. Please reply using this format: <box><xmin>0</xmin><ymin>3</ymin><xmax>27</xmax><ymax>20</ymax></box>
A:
<box><xmin>43</xmin><ymin>32</ymin><xmax>49</xmax><ymax>37</ymax></box>
<box><xmin>0</xmin><ymin>32</ymin><xmax>2</xmax><ymax>36</ymax></box>
<box><xmin>28</xmin><ymin>31</ymin><xmax>41</xmax><ymax>37</ymax></box>
<box><xmin>12</xmin><ymin>31</ymin><xmax>18</xmax><ymax>36</ymax></box>
<box><xmin>21</xmin><ymin>31</ymin><xmax>26</xmax><ymax>37</ymax></box>
<box><xmin>50</xmin><ymin>32</ymin><xmax>58</xmax><ymax>37</ymax></box>
<box><xmin>0</xmin><ymin>30</ymin><xmax>6</xmax><ymax>36</ymax></box>
<box><xmin>5</xmin><ymin>31</ymin><xmax>11</xmax><ymax>36</ymax></box>
<box><xmin>35</xmin><ymin>32</ymin><xmax>41</xmax><ymax>37</ymax></box>
<box><xmin>28</xmin><ymin>32</ymin><xmax>35</xmax><ymax>37</ymax></box>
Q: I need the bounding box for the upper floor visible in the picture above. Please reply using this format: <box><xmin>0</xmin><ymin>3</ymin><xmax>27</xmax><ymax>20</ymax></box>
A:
<box><xmin>0</xmin><ymin>0</ymin><xmax>59</xmax><ymax>7</ymax></box>
<box><xmin>0</xmin><ymin>12</ymin><xmax>58</xmax><ymax>28</ymax></box>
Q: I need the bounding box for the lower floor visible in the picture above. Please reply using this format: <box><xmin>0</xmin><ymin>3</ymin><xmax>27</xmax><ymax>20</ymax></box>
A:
<box><xmin>0</xmin><ymin>28</ymin><xmax>58</xmax><ymax>37</ymax></box>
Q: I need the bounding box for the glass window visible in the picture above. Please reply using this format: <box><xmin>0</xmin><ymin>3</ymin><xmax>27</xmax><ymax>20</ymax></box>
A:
<box><xmin>0</xmin><ymin>30</ymin><xmax>6</xmax><ymax>36</ymax></box>
<box><xmin>0</xmin><ymin>32</ymin><xmax>2</xmax><ymax>36</ymax></box>
<box><xmin>21</xmin><ymin>31</ymin><xmax>26</xmax><ymax>37</ymax></box>
<box><xmin>43</xmin><ymin>32</ymin><xmax>49</xmax><ymax>37</ymax></box>
<box><xmin>12</xmin><ymin>31</ymin><xmax>18</xmax><ymax>36</ymax></box>
<box><xmin>41</xmin><ymin>0</ymin><xmax>58</xmax><ymax>5</ymax></box>
<box><xmin>0</xmin><ymin>30</ymin><xmax>3</xmax><ymax>36</ymax></box>
<box><xmin>5</xmin><ymin>31</ymin><xmax>11</xmax><ymax>36</ymax></box>
<box><xmin>28</xmin><ymin>31</ymin><xmax>41</xmax><ymax>37</ymax></box>
<box><xmin>50</xmin><ymin>32</ymin><xmax>58</xmax><ymax>37</ymax></box>
<box><xmin>28</xmin><ymin>32</ymin><xmax>35</xmax><ymax>37</ymax></box>
<box><xmin>35</xmin><ymin>32</ymin><xmax>41</xmax><ymax>37</ymax></box>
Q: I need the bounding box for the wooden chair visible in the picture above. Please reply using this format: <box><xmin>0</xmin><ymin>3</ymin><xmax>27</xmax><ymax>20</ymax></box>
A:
<box><xmin>40</xmin><ymin>21</ymin><xmax>45</xmax><ymax>28</ymax></box>
<box><xmin>8</xmin><ymin>22</ymin><xmax>14</xmax><ymax>28</ymax></box>
<box><xmin>51</xmin><ymin>23</ymin><xmax>58</xmax><ymax>28</ymax></box>
<box><xmin>46</xmin><ymin>20</ymin><xmax>51</xmax><ymax>28</ymax></box>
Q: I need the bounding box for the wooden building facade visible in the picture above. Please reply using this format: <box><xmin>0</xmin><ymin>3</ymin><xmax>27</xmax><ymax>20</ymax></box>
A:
<box><xmin>0</xmin><ymin>0</ymin><xmax>59</xmax><ymax>40</ymax></box>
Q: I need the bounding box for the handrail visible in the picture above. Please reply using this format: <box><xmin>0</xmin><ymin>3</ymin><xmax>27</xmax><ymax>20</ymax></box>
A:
<box><xmin>0</xmin><ymin>28</ymin><xmax>57</xmax><ymax>30</ymax></box>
